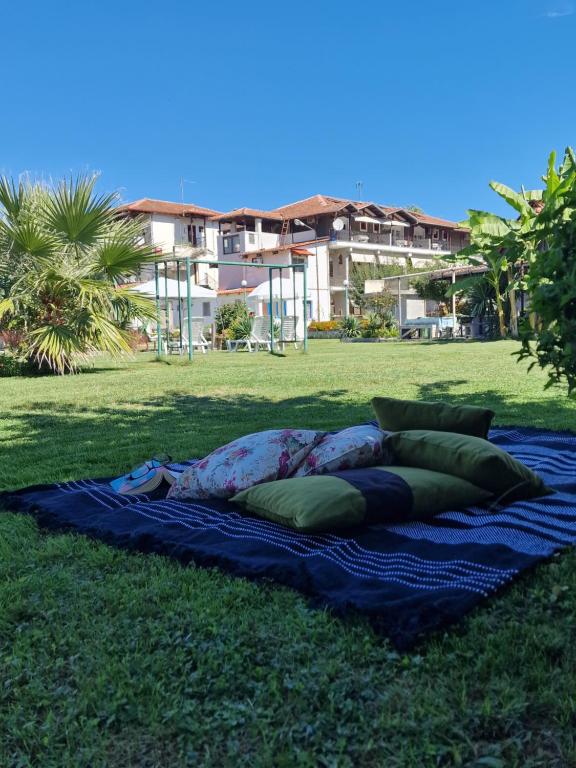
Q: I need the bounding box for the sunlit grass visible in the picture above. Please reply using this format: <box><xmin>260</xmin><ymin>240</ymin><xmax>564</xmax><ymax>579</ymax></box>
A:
<box><xmin>1</xmin><ymin>340</ymin><xmax>575</xmax><ymax>766</ymax></box>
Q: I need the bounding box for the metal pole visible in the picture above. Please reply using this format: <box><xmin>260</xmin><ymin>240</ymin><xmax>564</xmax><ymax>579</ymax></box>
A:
<box><xmin>397</xmin><ymin>277</ymin><xmax>402</xmax><ymax>326</ymax></box>
<box><xmin>269</xmin><ymin>266</ymin><xmax>275</xmax><ymax>354</ymax></box>
<box><xmin>279</xmin><ymin>267</ymin><xmax>284</xmax><ymax>351</ymax></box>
<box><xmin>451</xmin><ymin>269</ymin><xmax>457</xmax><ymax>338</ymax></box>
<box><xmin>154</xmin><ymin>261</ymin><xmax>162</xmax><ymax>354</ymax></box>
<box><xmin>186</xmin><ymin>257</ymin><xmax>193</xmax><ymax>361</ymax></box>
<box><xmin>164</xmin><ymin>262</ymin><xmax>169</xmax><ymax>356</ymax></box>
<box><xmin>303</xmin><ymin>262</ymin><xmax>308</xmax><ymax>353</ymax></box>
<box><xmin>344</xmin><ymin>282</ymin><xmax>349</xmax><ymax>319</ymax></box>
<box><xmin>177</xmin><ymin>260</ymin><xmax>183</xmax><ymax>355</ymax></box>
<box><xmin>292</xmin><ymin>266</ymin><xmax>297</xmax><ymax>342</ymax></box>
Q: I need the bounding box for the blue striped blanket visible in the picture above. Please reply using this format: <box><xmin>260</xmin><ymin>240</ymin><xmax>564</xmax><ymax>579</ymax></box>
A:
<box><xmin>2</xmin><ymin>426</ymin><xmax>576</xmax><ymax>649</ymax></box>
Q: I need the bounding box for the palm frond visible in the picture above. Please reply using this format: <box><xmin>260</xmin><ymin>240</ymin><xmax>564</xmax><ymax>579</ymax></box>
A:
<box><xmin>0</xmin><ymin>176</ymin><xmax>25</xmax><ymax>221</ymax></box>
<box><xmin>28</xmin><ymin>324</ymin><xmax>87</xmax><ymax>374</ymax></box>
<box><xmin>92</xmin><ymin>234</ymin><xmax>158</xmax><ymax>281</ymax></box>
<box><xmin>43</xmin><ymin>175</ymin><xmax>118</xmax><ymax>247</ymax></box>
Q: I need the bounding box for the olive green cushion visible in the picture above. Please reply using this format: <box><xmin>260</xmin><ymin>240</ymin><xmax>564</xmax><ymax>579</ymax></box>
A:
<box><xmin>231</xmin><ymin>466</ymin><xmax>492</xmax><ymax>532</ymax></box>
<box><xmin>376</xmin><ymin>466</ymin><xmax>492</xmax><ymax>516</ymax></box>
<box><xmin>387</xmin><ymin>430</ymin><xmax>551</xmax><ymax>503</ymax></box>
<box><xmin>232</xmin><ymin>476</ymin><xmax>366</xmax><ymax>532</ymax></box>
<box><xmin>372</xmin><ymin>396</ymin><xmax>495</xmax><ymax>439</ymax></box>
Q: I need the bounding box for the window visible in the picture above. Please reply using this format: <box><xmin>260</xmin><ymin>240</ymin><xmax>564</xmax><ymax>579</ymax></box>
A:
<box><xmin>329</xmin><ymin>261</ymin><xmax>334</xmax><ymax>278</ymax></box>
<box><xmin>441</xmin><ymin>229</ymin><xmax>447</xmax><ymax>240</ymax></box>
<box><xmin>373</xmin><ymin>223</ymin><xmax>380</xmax><ymax>233</ymax></box>
<box><xmin>338</xmin><ymin>254</ymin><xmax>343</xmax><ymax>265</ymax></box>
<box><xmin>359</xmin><ymin>221</ymin><xmax>368</xmax><ymax>231</ymax></box>
<box><xmin>251</xmin><ymin>256</ymin><xmax>263</xmax><ymax>264</ymax></box>
<box><xmin>223</xmin><ymin>235</ymin><xmax>241</xmax><ymax>254</ymax></box>
<box><xmin>291</xmin><ymin>255</ymin><xmax>306</xmax><ymax>265</ymax></box>
<box><xmin>432</xmin><ymin>228</ymin><xmax>439</xmax><ymax>239</ymax></box>
<box><xmin>202</xmin><ymin>302</ymin><xmax>211</xmax><ymax>318</ymax></box>
<box><xmin>248</xmin><ymin>232</ymin><xmax>256</xmax><ymax>244</ymax></box>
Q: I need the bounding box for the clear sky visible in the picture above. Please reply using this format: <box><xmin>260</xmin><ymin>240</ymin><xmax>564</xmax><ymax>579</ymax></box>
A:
<box><xmin>1</xmin><ymin>0</ymin><xmax>575</xmax><ymax>221</ymax></box>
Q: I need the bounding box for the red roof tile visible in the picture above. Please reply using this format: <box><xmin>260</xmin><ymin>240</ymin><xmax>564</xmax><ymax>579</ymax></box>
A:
<box><xmin>117</xmin><ymin>198</ymin><xmax>220</xmax><ymax>217</ymax></box>
<box><xmin>210</xmin><ymin>207</ymin><xmax>283</xmax><ymax>222</ymax></box>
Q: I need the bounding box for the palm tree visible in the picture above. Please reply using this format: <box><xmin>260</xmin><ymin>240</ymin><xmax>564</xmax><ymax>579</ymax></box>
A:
<box><xmin>0</xmin><ymin>175</ymin><xmax>157</xmax><ymax>373</ymax></box>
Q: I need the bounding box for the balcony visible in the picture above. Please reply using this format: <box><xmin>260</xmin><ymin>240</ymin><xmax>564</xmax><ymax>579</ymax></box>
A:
<box><xmin>329</xmin><ymin>229</ymin><xmax>456</xmax><ymax>254</ymax></box>
<box><xmin>218</xmin><ymin>229</ymin><xmax>319</xmax><ymax>258</ymax></box>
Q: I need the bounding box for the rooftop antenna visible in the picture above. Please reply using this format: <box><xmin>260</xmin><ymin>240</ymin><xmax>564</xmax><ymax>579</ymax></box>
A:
<box><xmin>179</xmin><ymin>177</ymin><xmax>197</xmax><ymax>213</ymax></box>
<box><xmin>355</xmin><ymin>180</ymin><xmax>364</xmax><ymax>200</ymax></box>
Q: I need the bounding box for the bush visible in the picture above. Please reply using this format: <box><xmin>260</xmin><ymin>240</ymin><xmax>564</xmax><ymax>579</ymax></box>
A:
<box><xmin>229</xmin><ymin>315</ymin><xmax>253</xmax><ymax>340</ymax></box>
<box><xmin>309</xmin><ymin>320</ymin><xmax>340</xmax><ymax>332</ymax></box>
<box><xmin>0</xmin><ymin>329</ymin><xmax>25</xmax><ymax>350</ymax></box>
<box><xmin>339</xmin><ymin>316</ymin><xmax>362</xmax><ymax>338</ymax></box>
<box><xmin>126</xmin><ymin>329</ymin><xmax>149</xmax><ymax>351</ymax></box>
<box><xmin>0</xmin><ymin>354</ymin><xmax>38</xmax><ymax>377</ymax></box>
<box><xmin>215</xmin><ymin>301</ymin><xmax>249</xmax><ymax>334</ymax></box>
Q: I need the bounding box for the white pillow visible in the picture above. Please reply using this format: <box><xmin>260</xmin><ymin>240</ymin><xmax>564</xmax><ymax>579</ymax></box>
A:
<box><xmin>168</xmin><ymin>429</ymin><xmax>323</xmax><ymax>500</ymax></box>
<box><xmin>291</xmin><ymin>424</ymin><xmax>389</xmax><ymax>477</ymax></box>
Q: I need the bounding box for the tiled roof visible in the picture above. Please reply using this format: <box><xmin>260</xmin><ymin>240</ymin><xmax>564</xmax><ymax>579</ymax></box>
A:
<box><xmin>273</xmin><ymin>194</ymin><xmax>367</xmax><ymax>219</ymax></box>
<box><xmin>117</xmin><ymin>198</ymin><xmax>220</xmax><ymax>217</ymax></box>
<box><xmin>210</xmin><ymin>207</ymin><xmax>283</xmax><ymax>222</ymax></box>
<box><xmin>119</xmin><ymin>195</ymin><xmax>467</xmax><ymax>232</ymax></box>
<box><xmin>408</xmin><ymin>210</ymin><xmax>469</xmax><ymax>230</ymax></box>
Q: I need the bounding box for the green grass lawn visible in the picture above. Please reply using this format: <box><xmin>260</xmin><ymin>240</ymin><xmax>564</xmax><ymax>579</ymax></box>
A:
<box><xmin>1</xmin><ymin>340</ymin><xmax>576</xmax><ymax>767</ymax></box>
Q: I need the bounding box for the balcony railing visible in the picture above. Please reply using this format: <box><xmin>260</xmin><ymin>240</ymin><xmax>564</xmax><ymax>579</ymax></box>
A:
<box><xmin>173</xmin><ymin>235</ymin><xmax>207</xmax><ymax>250</ymax></box>
<box><xmin>329</xmin><ymin>230</ymin><xmax>454</xmax><ymax>252</ymax></box>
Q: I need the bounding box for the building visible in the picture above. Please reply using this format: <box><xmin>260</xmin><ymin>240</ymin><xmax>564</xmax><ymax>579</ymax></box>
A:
<box><xmin>117</xmin><ymin>198</ymin><xmax>221</xmax><ymax>289</ymax></box>
<box><xmin>118</xmin><ymin>194</ymin><xmax>470</xmax><ymax>322</ymax></box>
<box><xmin>211</xmin><ymin>195</ymin><xmax>469</xmax><ymax>320</ymax></box>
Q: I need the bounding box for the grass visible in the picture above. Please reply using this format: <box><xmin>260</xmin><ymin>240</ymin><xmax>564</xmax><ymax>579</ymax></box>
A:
<box><xmin>1</xmin><ymin>340</ymin><xmax>576</xmax><ymax>767</ymax></box>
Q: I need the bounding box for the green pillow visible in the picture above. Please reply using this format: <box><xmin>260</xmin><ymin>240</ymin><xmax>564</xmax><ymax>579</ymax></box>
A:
<box><xmin>372</xmin><ymin>396</ymin><xmax>495</xmax><ymax>439</ymax></box>
<box><xmin>377</xmin><ymin>466</ymin><xmax>492</xmax><ymax>516</ymax></box>
<box><xmin>387</xmin><ymin>430</ymin><xmax>551</xmax><ymax>503</ymax></box>
<box><xmin>232</xmin><ymin>475</ymin><xmax>366</xmax><ymax>532</ymax></box>
<box><xmin>231</xmin><ymin>467</ymin><xmax>491</xmax><ymax>532</ymax></box>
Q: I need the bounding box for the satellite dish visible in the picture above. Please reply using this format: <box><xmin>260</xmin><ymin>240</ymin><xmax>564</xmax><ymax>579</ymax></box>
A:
<box><xmin>332</xmin><ymin>217</ymin><xmax>345</xmax><ymax>231</ymax></box>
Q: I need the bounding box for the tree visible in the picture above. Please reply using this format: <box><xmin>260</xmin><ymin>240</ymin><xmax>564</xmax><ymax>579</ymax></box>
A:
<box><xmin>444</xmin><ymin>206</ymin><xmax>535</xmax><ymax>338</ymax></box>
<box><xmin>0</xmin><ymin>175</ymin><xmax>157</xmax><ymax>373</ymax></box>
<box><xmin>515</xmin><ymin>148</ymin><xmax>576</xmax><ymax>394</ymax></box>
<box><xmin>411</xmin><ymin>277</ymin><xmax>451</xmax><ymax>305</ymax></box>
<box><xmin>446</xmin><ymin>146</ymin><xmax>576</xmax><ymax>395</ymax></box>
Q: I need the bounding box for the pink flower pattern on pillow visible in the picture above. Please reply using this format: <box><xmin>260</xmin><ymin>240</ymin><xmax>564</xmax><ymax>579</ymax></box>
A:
<box><xmin>168</xmin><ymin>429</ymin><xmax>323</xmax><ymax>500</ymax></box>
<box><xmin>291</xmin><ymin>425</ymin><xmax>389</xmax><ymax>477</ymax></box>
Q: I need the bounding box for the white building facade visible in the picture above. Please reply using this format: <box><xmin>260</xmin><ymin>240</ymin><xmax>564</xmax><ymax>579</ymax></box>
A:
<box><xmin>118</xmin><ymin>194</ymin><xmax>470</xmax><ymax>324</ymax></box>
<box><xmin>117</xmin><ymin>198</ymin><xmax>221</xmax><ymax>289</ymax></box>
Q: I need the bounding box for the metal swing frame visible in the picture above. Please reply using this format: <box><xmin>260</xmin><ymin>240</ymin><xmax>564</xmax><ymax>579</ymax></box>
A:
<box><xmin>153</xmin><ymin>258</ymin><xmax>309</xmax><ymax>359</ymax></box>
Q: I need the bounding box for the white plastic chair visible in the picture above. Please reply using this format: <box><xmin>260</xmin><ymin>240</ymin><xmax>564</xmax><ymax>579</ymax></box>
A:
<box><xmin>278</xmin><ymin>315</ymin><xmax>300</xmax><ymax>349</ymax></box>
<box><xmin>249</xmin><ymin>316</ymin><xmax>273</xmax><ymax>351</ymax></box>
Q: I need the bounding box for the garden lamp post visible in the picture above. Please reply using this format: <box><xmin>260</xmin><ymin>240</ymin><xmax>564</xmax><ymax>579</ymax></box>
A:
<box><xmin>241</xmin><ymin>278</ymin><xmax>248</xmax><ymax>304</ymax></box>
<box><xmin>343</xmin><ymin>279</ymin><xmax>349</xmax><ymax>319</ymax></box>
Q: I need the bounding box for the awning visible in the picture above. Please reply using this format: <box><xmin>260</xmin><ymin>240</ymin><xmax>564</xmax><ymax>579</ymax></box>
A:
<box><xmin>131</xmin><ymin>279</ymin><xmax>217</xmax><ymax>300</ymax></box>
<box><xmin>354</xmin><ymin>215</ymin><xmax>381</xmax><ymax>225</ymax></box>
<box><xmin>381</xmin><ymin>219</ymin><xmax>410</xmax><ymax>228</ymax></box>
<box><xmin>290</xmin><ymin>247</ymin><xmax>313</xmax><ymax>256</ymax></box>
<box><xmin>354</xmin><ymin>215</ymin><xmax>409</xmax><ymax>227</ymax></box>
<box><xmin>247</xmin><ymin>275</ymin><xmax>311</xmax><ymax>301</ymax></box>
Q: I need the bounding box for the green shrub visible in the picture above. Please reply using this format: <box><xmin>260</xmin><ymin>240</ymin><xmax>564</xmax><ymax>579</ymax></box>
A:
<box><xmin>0</xmin><ymin>354</ymin><xmax>38</xmax><ymax>377</ymax></box>
<box><xmin>229</xmin><ymin>315</ymin><xmax>253</xmax><ymax>340</ymax></box>
<box><xmin>339</xmin><ymin>316</ymin><xmax>362</xmax><ymax>338</ymax></box>
<box><xmin>215</xmin><ymin>301</ymin><xmax>249</xmax><ymax>334</ymax></box>
<box><xmin>309</xmin><ymin>320</ymin><xmax>340</xmax><ymax>332</ymax></box>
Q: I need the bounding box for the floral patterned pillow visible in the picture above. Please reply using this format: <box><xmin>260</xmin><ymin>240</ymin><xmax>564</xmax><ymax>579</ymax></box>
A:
<box><xmin>291</xmin><ymin>424</ymin><xmax>389</xmax><ymax>477</ymax></box>
<box><xmin>168</xmin><ymin>429</ymin><xmax>323</xmax><ymax>500</ymax></box>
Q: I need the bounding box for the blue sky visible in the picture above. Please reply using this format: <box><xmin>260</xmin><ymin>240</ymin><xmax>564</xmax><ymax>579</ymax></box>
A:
<box><xmin>1</xmin><ymin>0</ymin><xmax>575</xmax><ymax>221</ymax></box>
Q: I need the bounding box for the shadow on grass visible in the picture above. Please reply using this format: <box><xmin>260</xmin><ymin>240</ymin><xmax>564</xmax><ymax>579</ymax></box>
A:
<box><xmin>2</xmin><ymin>380</ymin><xmax>576</xmax><ymax>490</ymax></box>
<box><xmin>0</xmin><ymin>391</ymin><xmax>372</xmax><ymax>489</ymax></box>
